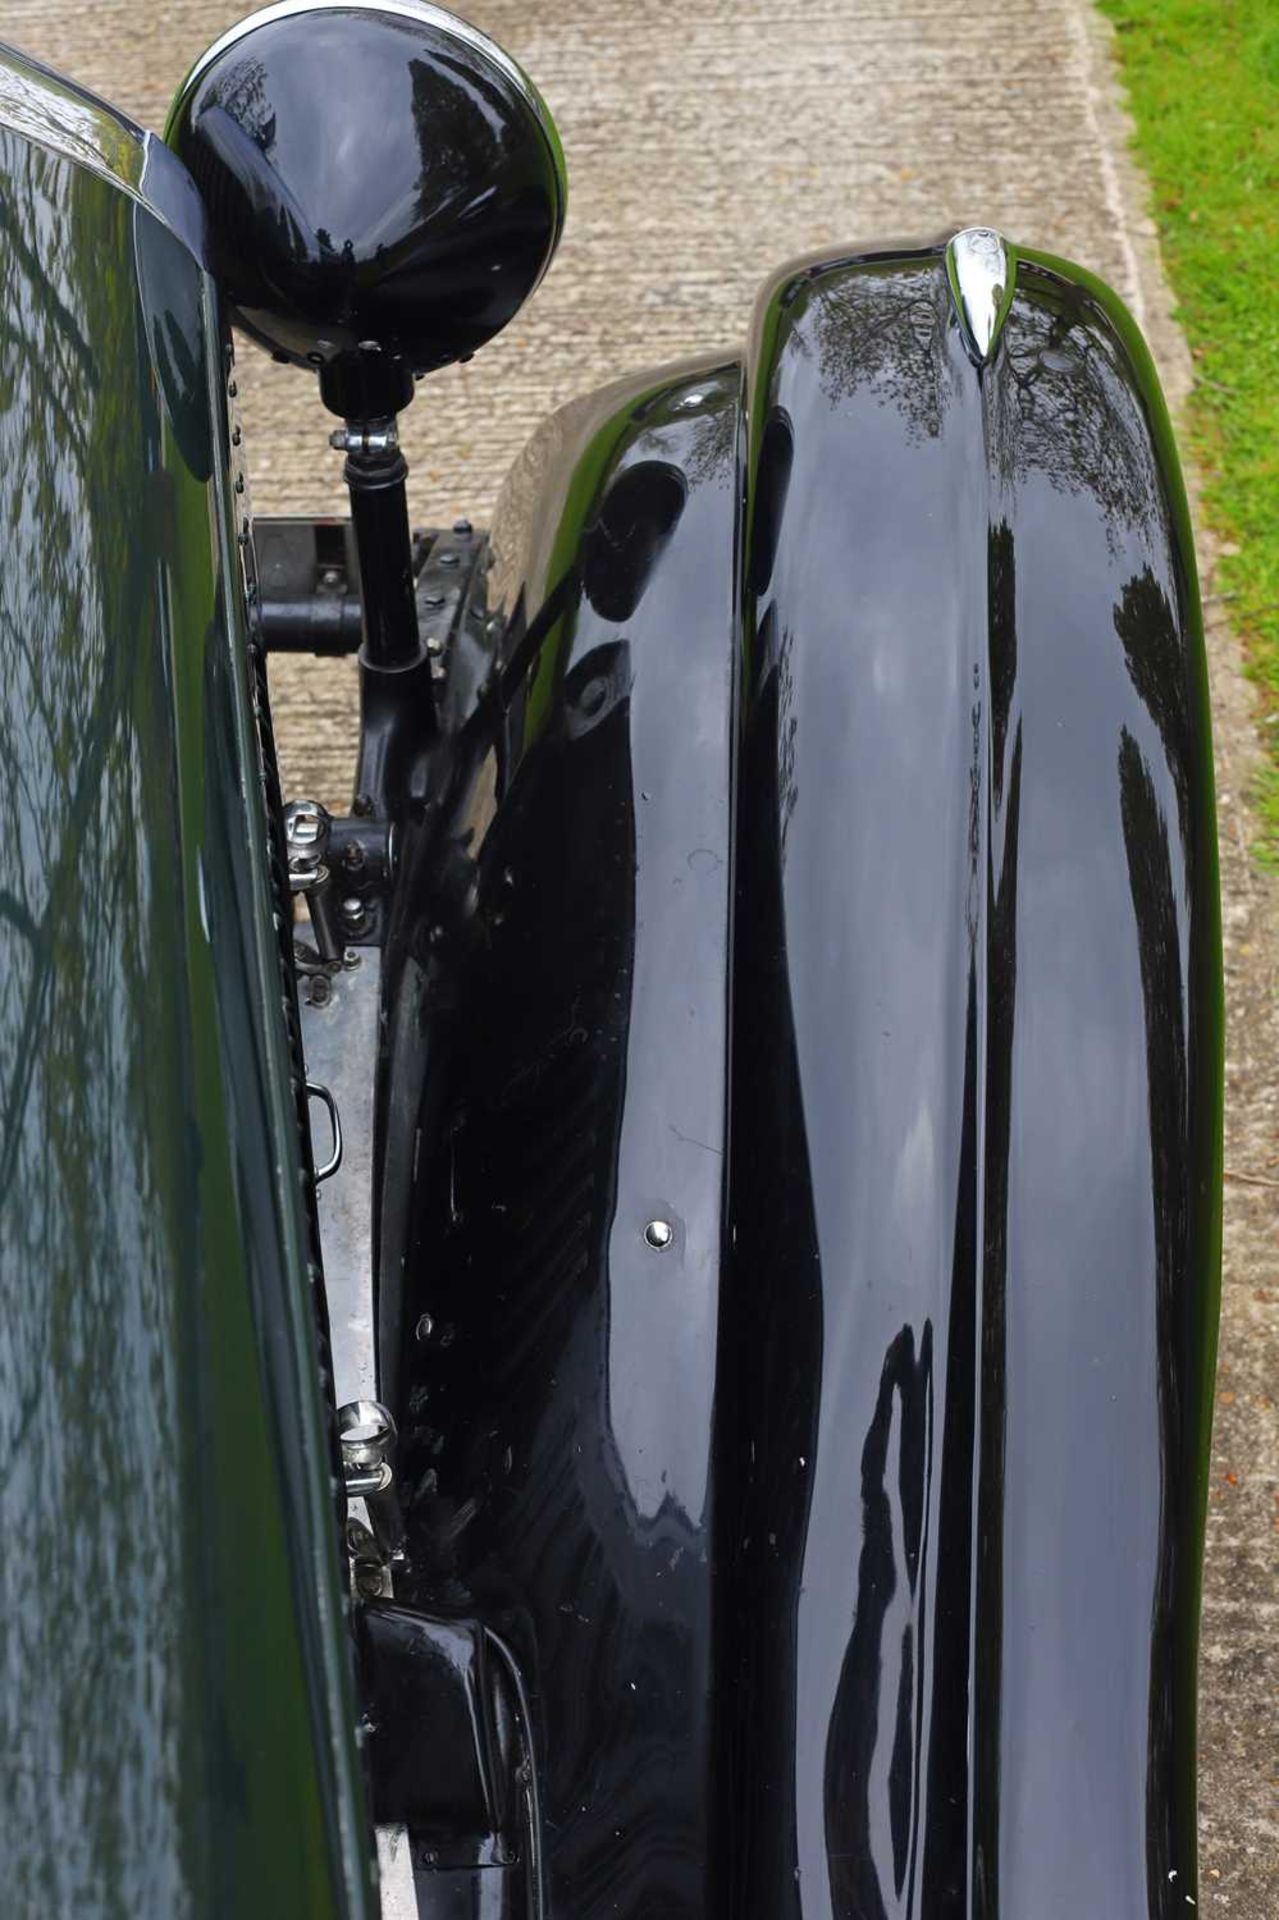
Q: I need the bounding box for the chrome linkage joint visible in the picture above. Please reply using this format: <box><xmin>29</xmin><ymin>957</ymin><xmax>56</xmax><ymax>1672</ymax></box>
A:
<box><xmin>338</xmin><ymin>1400</ymin><xmax>407</xmax><ymax>1577</ymax></box>
<box><xmin>284</xmin><ymin>797</ymin><xmax>344</xmax><ymax>966</ymax></box>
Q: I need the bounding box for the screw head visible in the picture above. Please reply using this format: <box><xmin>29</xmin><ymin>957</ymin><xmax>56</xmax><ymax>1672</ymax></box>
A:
<box><xmin>341</xmin><ymin>896</ymin><xmax>368</xmax><ymax>934</ymax></box>
<box><xmin>346</xmin><ymin>1515</ymin><xmax>377</xmax><ymax>1556</ymax></box>
<box><xmin>644</xmin><ymin>1218</ymin><xmax>674</xmax><ymax>1251</ymax></box>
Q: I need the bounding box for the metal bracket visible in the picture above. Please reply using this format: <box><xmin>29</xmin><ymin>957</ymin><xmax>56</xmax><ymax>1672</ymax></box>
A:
<box><xmin>255</xmin><ymin>516</ymin><xmax>364</xmax><ymax>653</ymax></box>
<box><xmin>356</xmin><ymin>1603</ymin><xmax>542</xmax><ymax>1897</ymax></box>
<box><xmin>414</xmin><ymin>520</ymin><xmax>486</xmax><ymax>687</ymax></box>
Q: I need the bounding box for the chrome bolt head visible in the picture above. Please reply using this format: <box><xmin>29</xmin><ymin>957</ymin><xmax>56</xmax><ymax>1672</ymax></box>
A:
<box><xmin>644</xmin><ymin>1218</ymin><xmax>674</xmax><ymax>1251</ymax></box>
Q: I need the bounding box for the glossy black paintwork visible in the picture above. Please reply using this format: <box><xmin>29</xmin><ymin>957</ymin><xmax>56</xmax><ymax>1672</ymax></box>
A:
<box><xmin>358</xmin><ymin>1605</ymin><xmax>517</xmax><ymax>1831</ymax></box>
<box><xmin>388</xmin><ymin>247</ymin><xmax>1219</xmax><ymax>1917</ymax></box>
<box><xmin>721</xmin><ymin>246</ymin><xmax>1221</xmax><ymax>1918</ymax></box>
<box><xmin>390</xmin><ymin>359</ymin><xmax>742</xmax><ymax>1915</ymax></box>
<box><xmin>0</xmin><ymin>48</ymin><xmax>370</xmax><ymax>1914</ymax></box>
<box><xmin>166</xmin><ymin>3</ymin><xmax>565</xmax><ymax>383</ymax></box>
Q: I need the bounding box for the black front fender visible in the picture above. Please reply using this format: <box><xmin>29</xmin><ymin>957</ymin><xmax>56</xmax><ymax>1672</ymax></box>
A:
<box><xmin>394</xmin><ymin>236</ymin><xmax>1221</xmax><ymax>1919</ymax></box>
<box><xmin>722</xmin><ymin>239</ymin><xmax>1222</xmax><ymax>1917</ymax></box>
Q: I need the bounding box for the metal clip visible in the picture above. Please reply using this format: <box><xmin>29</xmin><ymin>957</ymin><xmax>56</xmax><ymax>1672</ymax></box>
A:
<box><xmin>329</xmin><ymin>418</ymin><xmax>399</xmax><ymax>456</ymax></box>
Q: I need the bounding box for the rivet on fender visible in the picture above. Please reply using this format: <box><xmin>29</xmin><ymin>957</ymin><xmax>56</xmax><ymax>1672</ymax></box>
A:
<box><xmin>945</xmin><ymin>227</ymin><xmax>1015</xmax><ymax>364</ymax></box>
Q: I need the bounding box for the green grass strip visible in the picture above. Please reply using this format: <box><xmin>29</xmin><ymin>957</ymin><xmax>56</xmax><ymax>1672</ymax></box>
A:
<box><xmin>1098</xmin><ymin>0</ymin><xmax>1279</xmax><ymax>859</ymax></box>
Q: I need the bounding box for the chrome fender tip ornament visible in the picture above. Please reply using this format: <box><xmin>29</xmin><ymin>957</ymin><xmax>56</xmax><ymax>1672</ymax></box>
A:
<box><xmin>946</xmin><ymin>226</ymin><xmax>1015</xmax><ymax>365</ymax></box>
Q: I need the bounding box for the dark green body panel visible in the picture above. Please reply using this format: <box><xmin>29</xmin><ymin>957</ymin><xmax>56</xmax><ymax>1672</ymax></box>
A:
<box><xmin>0</xmin><ymin>49</ymin><xmax>370</xmax><ymax>1917</ymax></box>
